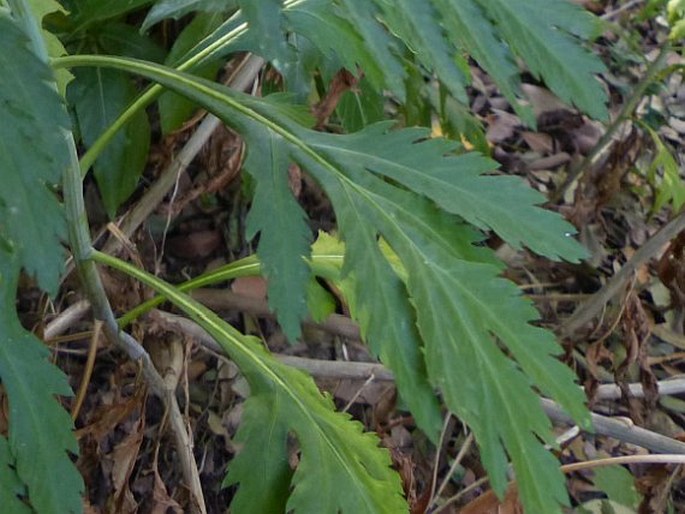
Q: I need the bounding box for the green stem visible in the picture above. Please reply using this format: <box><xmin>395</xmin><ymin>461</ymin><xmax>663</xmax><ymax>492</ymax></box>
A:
<box><xmin>118</xmin><ymin>251</ymin><xmax>344</xmax><ymax>328</ymax></box>
<box><xmin>118</xmin><ymin>257</ymin><xmax>261</xmax><ymax>327</ymax></box>
<box><xmin>50</xmin><ymin>0</ymin><xmax>303</xmax><ymax>177</ymax></box>
<box><xmin>550</xmin><ymin>43</ymin><xmax>671</xmax><ymax>203</ymax></box>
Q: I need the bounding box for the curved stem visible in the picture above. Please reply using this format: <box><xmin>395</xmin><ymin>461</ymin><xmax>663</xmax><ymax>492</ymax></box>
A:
<box><xmin>61</xmin><ymin>82</ymin><xmax>208</xmax><ymax>514</ymax></box>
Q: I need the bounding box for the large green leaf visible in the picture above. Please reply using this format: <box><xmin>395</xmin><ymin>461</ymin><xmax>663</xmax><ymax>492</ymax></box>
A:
<box><xmin>0</xmin><ymin>9</ymin><xmax>81</xmax><ymax>513</ymax></box>
<box><xmin>95</xmin><ymin>251</ymin><xmax>408</xmax><ymax>514</ymax></box>
<box><xmin>237</xmin><ymin>0</ymin><xmax>292</xmax><ymax>71</ymax></box>
<box><xmin>0</xmin><ymin>256</ymin><xmax>82</xmax><ymax>514</ymax></box>
<box><xmin>58</xmin><ymin>55</ymin><xmax>590</xmax><ymax>512</ymax></box>
<box><xmin>67</xmin><ymin>67</ymin><xmax>151</xmax><ymax>217</ymax></box>
<box><xmin>0</xmin><ymin>12</ymin><xmax>68</xmax><ymax>295</ymax></box>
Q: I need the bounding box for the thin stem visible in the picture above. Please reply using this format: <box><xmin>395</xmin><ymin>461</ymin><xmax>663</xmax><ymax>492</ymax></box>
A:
<box><xmin>61</xmin><ymin>85</ymin><xmax>207</xmax><ymax>513</ymax></box>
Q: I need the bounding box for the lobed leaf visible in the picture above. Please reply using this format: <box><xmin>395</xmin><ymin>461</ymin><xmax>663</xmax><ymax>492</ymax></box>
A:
<box><xmin>192</xmin><ymin>0</ymin><xmax>607</xmax><ymax>122</ymax></box>
<box><xmin>0</xmin><ymin>256</ymin><xmax>82</xmax><ymax>514</ymax></box>
<box><xmin>97</xmin><ymin>251</ymin><xmax>408</xmax><ymax>514</ymax></box>
<box><xmin>313</xmin><ymin>230</ymin><xmax>444</xmax><ymax>440</ymax></box>
<box><xmin>244</xmin><ymin>131</ymin><xmax>313</xmax><ymax>341</ymax></box>
<box><xmin>64</xmin><ymin>55</ymin><xmax>591</xmax><ymax>513</ymax></box>
<box><xmin>0</xmin><ymin>437</ymin><xmax>32</xmax><ymax>514</ymax></box>
<box><xmin>473</xmin><ymin>0</ymin><xmax>608</xmax><ymax>120</ymax></box>
<box><xmin>0</xmin><ymin>13</ymin><xmax>68</xmax><ymax>296</ymax></box>
<box><xmin>317</xmin><ymin>123</ymin><xmax>586</xmax><ymax>261</ymax></box>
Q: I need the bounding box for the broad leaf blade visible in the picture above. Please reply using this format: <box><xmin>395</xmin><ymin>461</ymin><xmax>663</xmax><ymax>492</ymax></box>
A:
<box><xmin>68</xmin><ymin>67</ymin><xmax>151</xmax><ymax>217</ymax></box>
<box><xmin>0</xmin><ymin>14</ymin><xmax>68</xmax><ymax>296</ymax></box>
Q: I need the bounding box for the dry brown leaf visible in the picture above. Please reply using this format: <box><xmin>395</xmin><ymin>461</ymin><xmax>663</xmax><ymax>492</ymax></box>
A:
<box><xmin>104</xmin><ymin>416</ymin><xmax>144</xmax><ymax>514</ymax></box>
<box><xmin>521</xmin><ymin>131</ymin><xmax>554</xmax><ymax>154</ymax></box>
<box><xmin>150</xmin><ymin>457</ymin><xmax>183</xmax><ymax>514</ymax></box>
<box><xmin>485</xmin><ymin>110</ymin><xmax>520</xmax><ymax>143</ymax></box>
<box><xmin>521</xmin><ymin>84</ymin><xmax>570</xmax><ymax>117</ymax></box>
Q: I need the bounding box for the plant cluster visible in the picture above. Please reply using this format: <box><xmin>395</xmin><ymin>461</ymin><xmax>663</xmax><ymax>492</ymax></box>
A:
<box><xmin>3</xmin><ymin>0</ymin><xmax>673</xmax><ymax>512</ymax></box>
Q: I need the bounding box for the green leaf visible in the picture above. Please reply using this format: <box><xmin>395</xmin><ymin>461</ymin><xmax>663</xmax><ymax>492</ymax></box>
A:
<box><xmin>0</xmin><ymin>256</ymin><xmax>82</xmax><ymax>514</ymax></box>
<box><xmin>645</xmin><ymin>126</ymin><xmax>685</xmax><ymax>212</ymax></box>
<box><xmin>0</xmin><ymin>437</ymin><xmax>32</xmax><ymax>514</ymax></box>
<box><xmin>318</xmin><ymin>123</ymin><xmax>586</xmax><ymax>261</ymax></box>
<box><xmin>141</xmin><ymin>0</ymin><xmax>233</xmax><ymax>32</ymax></box>
<box><xmin>336</xmin><ymin>76</ymin><xmax>385</xmax><ymax>133</ymax></box>
<box><xmin>196</xmin><ymin>0</ymin><xmax>607</xmax><ymax>121</ymax></box>
<box><xmin>95</xmin><ymin>251</ymin><xmax>408</xmax><ymax>514</ymax></box>
<box><xmin>593</xmin><ymin>466</ymin><xmax>641</xmax><ymax>509</ymax></box>
<box><xmin>0</xmin><ymin>12</ymin><xmax>68</xmax><ymax>296</ymax></box>
<box><xmin>473</xmin><ymin>0</ymin><xmax>608</xmax><ymax>120</ymax></box>
<box><xmin>223</xmin><ymin>394</ymin><xmax>293</xmax><ymax>513</ymax></box>
<box><xmin>67</xmin><ymin>67</ymin><xmax>151</xmax><ymax>217</ymax></box>
<box><xmin>337</xmin><ymin>0</ymin><xmax>406</xmax><ymax>97</ymax></box>
<box><xmin>306</xmin><ymin>278</ymin><xmax>336</xmax><ymax>323</ymax></box>
<box><xmin>62</xmin><ymin>55</ymin><xmax>590</xmax><ymax>514</ymax></box>
<box><xmin>69</xmin><ymin>0</ymin><xmax>153</xmax><ymax>27</ymax></box>
<box><xmin>316</xmin><ymin>171</ymin><xmax>586</xmax><ymax>510</ymax></box>
<box><xmin>97</xmin><ymin>22</ymin><xmax>166</xmax><ymax>63</ymax></box>
<box><xmin>25</xmin><ymin>0</ymin><xmax>73</xmax><ymax>94</ymax></box>
<box><xmin>237</xmin><ymin>0</ymin><xmax>293</xmax><ymax>71</ymax></box>
<box><xmin>432</xmin><ymin>0</ymin><xmax>533</xmax><ymax>125</ymax></box>
<box><xmin>159</xmin><ymin>12</ymin><xmax>225</xmax><ymax>134</ymax></box>
<box><xmin>378</xmin><ymin>0</ymin><xmax>469</xmax><ymax>103</ymax></box>
<box><xmin>244</xmin><ymin>131</ymin><xmax>313</xmax><ymax>341</ymax></box>
<box><xmin>312</xmin><ymin>231</ymin><xmax>444</xmax><ymax>440</ymax></box>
